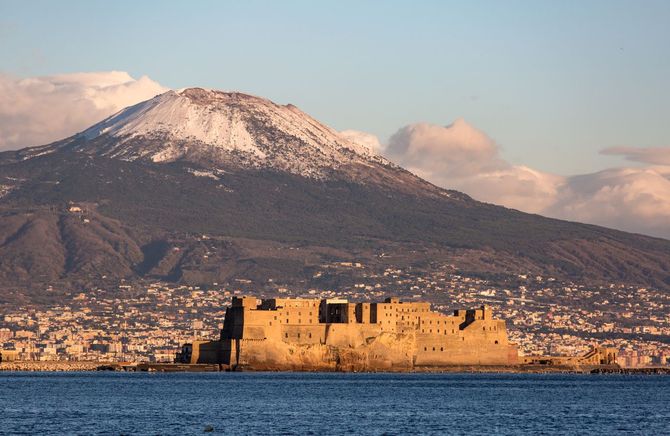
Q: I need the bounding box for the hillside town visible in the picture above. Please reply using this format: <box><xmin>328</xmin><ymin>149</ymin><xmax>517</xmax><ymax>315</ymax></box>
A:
<box><xmin>1</xmin><ymin>260</ymin><xmax>669</xmax><ymax>367</ymax></box>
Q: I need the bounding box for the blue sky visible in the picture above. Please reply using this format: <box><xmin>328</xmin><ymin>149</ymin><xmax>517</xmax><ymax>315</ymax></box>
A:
<box><xmin>1</xmin><ymin>0</ymin><xmax>669</xmax><ymax>175</ymax></box>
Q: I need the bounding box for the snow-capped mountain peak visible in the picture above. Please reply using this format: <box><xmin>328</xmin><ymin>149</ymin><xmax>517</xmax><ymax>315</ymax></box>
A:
<box><xmin>71</xmin><ymin>88</ymin><xmax>383</xmax><ymax>177</ymax></box>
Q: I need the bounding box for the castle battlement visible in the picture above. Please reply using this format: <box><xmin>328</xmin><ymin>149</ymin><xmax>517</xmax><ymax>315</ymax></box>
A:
<box><xmin>222</xmin><ymin>296</ymin><xmax>506</xmax><ymax>341</ymax></box>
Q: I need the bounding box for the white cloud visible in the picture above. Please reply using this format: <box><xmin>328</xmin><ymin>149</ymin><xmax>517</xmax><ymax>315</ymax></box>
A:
<box><xmin>454</xmin><ymin>165</ymin><xmax>563</xmax><ymax>214</ymax></box>
<box><xmin>601</xmin><ymin>146</ymin><xmax>670</xmax><ymax>166</ymax></box>
<box><xmin>386</xmin><ymin>119</ymin><xmax>503</xmax><ymax>177</ymax></box>
<box><xmin>385</xmin><ymin>119</ymin><xmax>560</xmax><ymax>213</ymax></box>
<box><xmin>0</xmin><ymin>71</ymin><xmax>168</xmax><ymax>150</ymax></box>
<box><xmin>547</xmin><ymin>167</ymin><xmax>670</xmax><ymax>237</ymax></box>
<box><xmin>379</xmin><ymin>119</ymin><xmax>670</xmax><ymax>239</ymax></box>
<box><xmin>339</xmin><ymin>129</ymin><xmax>383</xmax><ymax>155</ymax></box>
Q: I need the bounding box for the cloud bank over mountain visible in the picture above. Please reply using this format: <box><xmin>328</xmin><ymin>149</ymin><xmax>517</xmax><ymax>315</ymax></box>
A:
<box><xmin>547</xmin><ymin>166</ymin><xmax>670</xmax><ymax>238</ymax></box>
<box><xmin>0</xmin><ymin>71</ymin><xmax>167</xmax><ymax>150</ymax></box>
<box><xmin>383</xmin><ymin>120</ymin><xmax>670</xmax><ymax>239</ymax></box>
<box><xmin>385</xmin><ymin>120</ymin><xmax>561</xmax><ymax>214</ymax></box>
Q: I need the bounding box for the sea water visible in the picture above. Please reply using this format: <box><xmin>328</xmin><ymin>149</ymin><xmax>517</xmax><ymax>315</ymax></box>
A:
<box><xmin>0</xmin><ymin>372</ymin><xmax>668</xmax><ymax>435</ymax></box>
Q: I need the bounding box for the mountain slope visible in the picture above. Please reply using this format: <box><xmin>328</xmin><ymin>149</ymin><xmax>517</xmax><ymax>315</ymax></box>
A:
<box><xmin>1</xmin><ymin>88</ymin><xmax>669</xmax><ymax>302</ymax></box>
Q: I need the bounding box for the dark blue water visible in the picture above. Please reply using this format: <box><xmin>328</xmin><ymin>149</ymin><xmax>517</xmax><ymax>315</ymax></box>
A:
<box><xmin>0</xmin><ymin>372</ymin><xmax>668</xmax><ymax>435</ymax></box>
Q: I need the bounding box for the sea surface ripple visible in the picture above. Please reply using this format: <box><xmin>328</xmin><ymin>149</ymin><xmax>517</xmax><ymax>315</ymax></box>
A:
<box><xmin>0</xmin><ymin>372</ymin><xmax>668</xmax><ymax>435</ymax></box>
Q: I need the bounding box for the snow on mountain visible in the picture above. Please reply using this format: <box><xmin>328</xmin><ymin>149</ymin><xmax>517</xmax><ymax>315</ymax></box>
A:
<box><xmin>70</xmin><ymin>88</ymin><xmax>384</xmax><ymax>178</ymax></box>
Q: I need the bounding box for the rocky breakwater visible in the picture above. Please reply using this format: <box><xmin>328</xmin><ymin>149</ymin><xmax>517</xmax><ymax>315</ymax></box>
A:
<box><xmin>0</xmin><ymin>361</ymin><xmax>110</xmax><ymax>371</ymax></box>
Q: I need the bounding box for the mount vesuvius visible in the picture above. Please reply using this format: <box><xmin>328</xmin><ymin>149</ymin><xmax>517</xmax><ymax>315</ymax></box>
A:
<box><xmin>1</xmin><ymin>88</ymin><xmax>669</xmax><ymax>303</ymax></box>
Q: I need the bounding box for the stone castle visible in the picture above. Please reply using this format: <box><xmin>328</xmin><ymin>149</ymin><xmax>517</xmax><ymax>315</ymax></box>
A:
<box><xmin>178</xmin><ymin>296</ymin><xmax>618</xmax><ymax>371</ymax></box>
<box><xmin>178</xmin><ymin>296</ymin><xmax>528</xmax><ymax>371</ymax></box>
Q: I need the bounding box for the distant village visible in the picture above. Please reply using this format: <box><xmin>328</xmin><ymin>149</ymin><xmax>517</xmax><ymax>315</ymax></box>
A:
<box><xmin>1</xmin><ymin>260</ymin><xmax>669</xmax><ymax>368</ymax></box>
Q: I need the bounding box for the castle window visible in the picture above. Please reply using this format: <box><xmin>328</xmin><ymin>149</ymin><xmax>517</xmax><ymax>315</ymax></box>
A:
<box><xmin>286</xmin><ymin>319</ymin><xmax>289</xmax><ymax>323</ymax></box>
<box><xmin>269</xmin><ymin>322</ymin><xmax>272</xmax><ymax>326</ymax></box>
<box><xmin>299</xmin><ymin>319</ymin><xmax>302</xmax><ymax>324</ymax></box>
<box><xmin>297</xmin><ymin>333</ymin><xmax>301</xmax><ymax>338</ymax></box>
<box><xmin>483</xmin><ymin>327</ymin><xmax>486</xmax><ymax>331</ymax></box>
<box><xmin>432</xmin><ymin>347</ymin><xmax>435</xmax><ymax>351</ymax></box>
<box><xmin>309</xmin><ymin>333</ymin><xmax>312</xmax><ymax>338</ymax></box>
<box><xmin>424</xmin><ymin>347</ymin><xmax>427</xmax><ymax>351</ymax></box>
<box><xmin>495</xmin><ymin>340</ymin><xmax>499</xmax><ymax>344</ymax></box>
<box><xmin>440</xmin><ymin>347</ymin><xmax>443</xmax><ymax>352</ymax></box>
<box><xmin>285</xmin><ymin>333</ymin><xmax>288</xmax><ymax>338</ymax></box>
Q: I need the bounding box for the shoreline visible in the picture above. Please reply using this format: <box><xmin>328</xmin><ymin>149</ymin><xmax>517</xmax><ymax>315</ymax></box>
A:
<box><xmin>2</xmin><ymin>361</ymin><xmax>669</xmax><ymax>374</ymax></box>
<box><xmin>0</xmin><ymin>361</ymin><xmax>110</xmax><ymax>372</ymax></box>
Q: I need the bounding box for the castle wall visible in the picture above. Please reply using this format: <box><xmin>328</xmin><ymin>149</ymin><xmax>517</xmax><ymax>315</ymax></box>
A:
<box><xmin>355</xmin><ymin>303</ymin><xmax>371</xmax><ymax>324</ymax></box>
<box><xmin>413</xmin><ymin>313</ymin><xmax>515</xmax><ymax>366</ymax></box>
<box><xmin>241</xmin><ymin>310</ymin><xmax>276</xmax><ymax>340</ymax></box>
<box><xmin>198</xmin><ymin>297</ymin><xmax>521</xmax><ymax>369</ymax></box>
<box><xmin>232</xmin><ymin>338</ymin><xmax>337</xmax><ymax>371</ymax></box>
<box><xmin>282</xmin><ymin>325</ymin><xmax>327</xmax><ymax>345</ymax></box>
<box><xmin>273</xmin><ymin>299</ymin><xmax>320</xmax><ymax>325</ymax></box>
<box><xmin>323</xmin><ymin>323</ymin><xmax>382</xmax><ymax>348</ymax></box>
<box><xmin>189</xmin><ymin>340</ymin><xmax>228</xmax><ymax>364</ymax></box>
<box><xmin>372</xmin><ymin>300</ymin><xmax>431</xmax><ymax>333</ymax></box>
<box><xmin>414</xmin><ymin>335</ymin><xmax>515</xmax><ymax>366</ymax></box>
